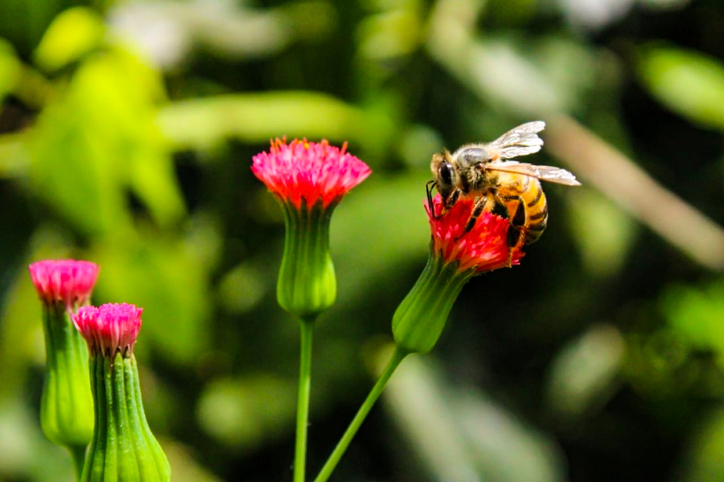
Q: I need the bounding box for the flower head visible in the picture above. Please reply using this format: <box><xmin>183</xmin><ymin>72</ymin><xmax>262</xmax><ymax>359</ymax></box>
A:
<box><xmin>29</xmin><ymin>259</ymin><xmax>99</xmax><ymax>309</ymax></box>
<box><xmin>252</xmin><ymin>138</ymin><xmax>371</xmax><ymax>210</ymax></box>
<box><xmin>392</xmin><ymin>196</ymin><xmax>525</xmax><ymax>354</ymax></box>
<box><xmin>73</xmin><ymin>303</ymin><xmax>143</xmax><ymax>357</ymax></box>
<box><xmin>80</xmin><ymin>305</ymin><xmax>170</xmax><ymax>481</ymax></box>
<box><xmin>427</xmin><ymin>195</ymin><xmax>524</xmax><ymax>274</ymax></box>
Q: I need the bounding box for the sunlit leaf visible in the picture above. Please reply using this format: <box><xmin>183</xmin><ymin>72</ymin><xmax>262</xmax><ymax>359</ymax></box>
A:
<box><xmin>677</xmin><ymin>408</ymin><xmax>724</xmax><ymax>482</ymax></box>
<box><xmin>358</xmin><ymin>7</ymin><xmax>423</xmax><ymax>60</ymax></box>
<box><xmin>661</xmin><ymin>279</ymin><xmax>724</xmax><ymax>364</ymax></box>
<box><xmin>638</xmin><ymin>44</ymin><xmax>724</xmax><ymax>131</ymax></box>
<box><xmin>0</xmin><ymin>0</ymin><xmax>72</xmax><ymax>55</ymax></box>
<box><xmin>27</xmin><ymin>46</ymin><xmax>184</xmax><ymax>236</ymax></box>
<box><xmin>546</xmin><ymin>324</ymin><xmax>624</xmax><ymax>419</ymax></box>
<box><xmin>33</xmin><ymin>7</ymin><xmax>105</xmax><ymax>72</ymax></box>
<box><xmin>0</xmin><ymin>39</ymin><xmax>20</xmax><ymax>101</ymax></box>
<box><xmin>567</xmin><ymin>189</ymin><xmax>637</xmax><ymax>278</ymax></box>
<box><xmin>157</xmin><ymin>92</ymin><xmax>396</xmax><ymax>158</ymax></box>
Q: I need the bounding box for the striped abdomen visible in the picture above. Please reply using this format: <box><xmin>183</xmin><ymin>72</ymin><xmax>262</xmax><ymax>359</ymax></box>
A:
<box><xmin>500</xmin><ymin>174</ymin><xmax>548</xmax><ymax>249</ymax></box>
<box><xmin>519</xmin><ymin>177</ymin><xmax>547</xmax><ymax>245</ymax></box>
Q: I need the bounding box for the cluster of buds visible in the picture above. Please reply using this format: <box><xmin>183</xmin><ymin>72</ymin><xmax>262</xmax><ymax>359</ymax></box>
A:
<box><xmin>29</xmin><ymin>261</ymin><xmax>169</xmax><ymax>481</ymax></box>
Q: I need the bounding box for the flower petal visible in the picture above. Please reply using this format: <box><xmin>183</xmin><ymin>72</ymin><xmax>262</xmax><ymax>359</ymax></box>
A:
<box><xmin>426</xmin><ymin>195</ymin><xmax>524</xmax><ymax>273</ymax></box>
<box><xmin>252</xmin><ymin>139</ymin><xmax>371</xmax><ymax>209</ymax></box>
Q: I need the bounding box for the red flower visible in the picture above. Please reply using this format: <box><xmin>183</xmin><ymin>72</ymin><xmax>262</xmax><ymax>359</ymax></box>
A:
<box><xmin>73</xmin><ymin>303</ymin><xmax>143</xmax><ymax>357</ymax></box>
<box><xmin>29</xmin><ymin>260</ymin><xmax>99</xmax><ymax>308</ymax></box>
<box><xmin>426</xmin><ymin>195</ymin><xmax>524</xmax><ymax>273</ymax></box>
<box><xmin>252</xmin><ymin>139</ymin><xmax>371</xmax><ymax>210</ymax></box>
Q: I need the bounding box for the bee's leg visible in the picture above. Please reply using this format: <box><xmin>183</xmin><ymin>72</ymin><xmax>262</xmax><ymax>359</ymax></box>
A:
<box><xmin>463</xmin><ymin>196</ymin><xmax>488</xmax><ymax>233</ymax></box>
<box><xmin>427</xmin><ymin>180</ymin><xmax>463</xmax><ymax>219</ymax></box>
<box><xmin>505</xmin><ymin>199</ymin><xmax>527</xmax><ymax>267</ymax></box>
<box><xmin>437</xmin><ymin>188</ymin><xmax>463</xmax><ymax>219</ymax></box>
<box><xmin>426</xmin><ymin>180</ymin><xmax>438</xmax><ymax>216</ymax></box>
<box><xmin>446</xmin><ymin>188</ymin><xmax>462</xmax><ymax>208</ymax></box>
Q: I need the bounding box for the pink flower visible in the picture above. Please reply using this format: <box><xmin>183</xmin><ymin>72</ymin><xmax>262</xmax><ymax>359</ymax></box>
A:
<box><xmin>252</xmin><ymin>139</ymin><xmax>371</xmax><ymax>210</ymax></box>
<box><xmin>29</xmin><ymin>260</ymin><xmax>100</xmax><ymax>309</ymax></box>
<box><xmin>73</xmin><ymin>303</ymin><xmax>143</xmax><ymax>357</ymax></box>
<box><xmin>426</xmin><ymin>195</ymin><xmax>524</xmax><ymax>273</ymax></box>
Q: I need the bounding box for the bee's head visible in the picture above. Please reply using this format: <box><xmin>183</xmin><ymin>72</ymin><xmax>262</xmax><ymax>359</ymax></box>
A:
<box><xmin>431</xmin><ymin>150</ymin><xmax>457</xmax><ymax>201</ymax></box>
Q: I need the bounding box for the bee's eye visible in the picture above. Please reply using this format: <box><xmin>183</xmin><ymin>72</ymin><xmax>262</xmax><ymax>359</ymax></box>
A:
<box><xmin>439</xmin><ymin>163</ymin><xmax>455</xmax><ymax>187</ymax></box>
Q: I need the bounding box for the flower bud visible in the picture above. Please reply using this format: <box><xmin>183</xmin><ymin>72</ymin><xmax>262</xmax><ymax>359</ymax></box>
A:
<box><xmin>252</xmin><ymin>139</ymin><xmax>371</xmax><ymax>320</ymax></box>
<box><xmin>28</xmin><ymin>260</ymin><xmax>98</xmax><ymax>457</ymax></box>
<box><xmin>277</xmin><ymin>200</ymin><xmax>337</xmax><ymax>319</ymax></box>
<box><xmin>74</xmin><ymin>304</ymin><xmax>171</xmax><ymax>482</ymax></box>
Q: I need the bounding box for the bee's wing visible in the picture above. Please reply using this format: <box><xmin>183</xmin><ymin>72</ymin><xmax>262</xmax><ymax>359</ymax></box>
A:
<box><xmin>485</xmin><ymin>161</ymin><xmax>581</xmax><ymax>186</ymax></box>
<box><xmin>488</xmin><ymin>121</ymin><xmax>546</xmax><ymax>159</ymax></box>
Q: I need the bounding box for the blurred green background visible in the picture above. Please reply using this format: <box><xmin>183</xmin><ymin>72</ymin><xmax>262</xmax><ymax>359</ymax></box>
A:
<box><xmin>1</xmin><ymin>0</ymin><xmax>724</xmax><ymax>480</ymax></box>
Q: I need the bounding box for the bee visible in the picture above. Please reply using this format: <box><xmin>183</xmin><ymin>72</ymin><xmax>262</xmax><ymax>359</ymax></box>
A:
<box><xmin>427</xmin><ymin>121</ymin><xmax>580</xmax><ymax>259</ymax></box>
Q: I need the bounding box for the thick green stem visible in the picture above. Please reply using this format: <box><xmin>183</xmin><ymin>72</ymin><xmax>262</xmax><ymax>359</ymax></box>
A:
<box><xmin>277</xmin><ymin>200</ymin><xmax>337</xmax><ymax>319</ymax></box>
<box><xmin>83</xmin><ymin>353</ymin><xmax>170</xmax><ymax>481</ymax></box>
<box><xmin>294</xmin><ymin>319</ymin><xmax>315</xmax><ymax>482</ymax></box>
<box><xmin>40</xmin><ymin>304</ymin><xmax>94</xmax><ymax>450</ymax></box>
<box><xmin>392</xmin><ymin>255</ymin><xmax>472</xmax><ymax>354</ymax></box>
<box><xmin>314</xmin><ymin>347</ymin><xmax>409</xmax><ymax>482</ymax></box>
<box><xmin>69</xmin><ymin>444</ymin><xmax>86</xmax><ymax>481</ymax></box>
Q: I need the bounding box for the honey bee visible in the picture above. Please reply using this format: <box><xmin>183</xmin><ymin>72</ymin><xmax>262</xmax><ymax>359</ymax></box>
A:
<box><xmin>427</xmin><ymin>121</ymin><xmax>580</xmax><ymax>258</ymax></box>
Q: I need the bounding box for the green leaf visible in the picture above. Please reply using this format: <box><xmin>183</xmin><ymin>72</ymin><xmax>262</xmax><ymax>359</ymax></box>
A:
<box><xmin>0</xmin><ymin>0</ymin><xmax>73</xmax><ymax>56</ymax></box>
<box><xmin>566</xmin><ymin>189</ymin><xmax>637</xmax><ymax>278</ymax></box>
<box><xmin>661</xmin><ymin>279</ymin><xmax>724</xmax><ymax>364</ymax></box>
<box><xmin>677</xmin><ymin>408</ymin><xmax>724</xmax><ymax>482</ymax></box>
<box><xmin>545</xmin><ymin>324</ymin><xmax>624</xmax><ymax>419</ymax></box>
<box><xmin>27</xmin><ymin>46</ymin><xmax>184</xmax><ymax>237</ymax></box>
<box><xmin>157</xmin><ymin>92</ymin><xmax>396</xmax><ymax>155</ymax></box>
<box><xmin>33</xmin><ymin>6</ymin><xmax>105</xmax><ymax>72</ymax></box>
<box><xmin>638</xmin><ymin>44</ymin><xmax>724</xmax><ymax>131</ymax></box>
<box><xmin>0</xmin><ymin>39</ymin><xmax>20</xmax><ymax>101</ymax></box>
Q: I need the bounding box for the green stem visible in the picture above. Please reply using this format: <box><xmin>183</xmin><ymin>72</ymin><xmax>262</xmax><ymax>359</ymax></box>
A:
<box><xmin>392</xmin><ymin>256</ymin><xmax>472</xmax><ymax>355</ymax></box>
<box><xmin>313</xmin><ymin>347</ymin><xmax>409</xmax><ymax>482</ymax></box>
<box><xmin>294</xmin><ymin>318</ymin><xmax>315</xmax><ymax>482</ymax></box>
<box><xmin>68</xmin><ymin>444</ymin><xmax>86</xmax><ymax>481</ymax></box>
<box><xmin>84</xmin><ymin>353</ymin><xmax>170</xmax><ymax>481</ymax></box>
<box><xmin>277</xmin><ymin>201</ymin><xmax>337</xmax><ymax>319</ymax></box>
<box><xmin>39</xmin><ymin>304</ymin><xmax>93</xmax><ymax>451</ymax></box>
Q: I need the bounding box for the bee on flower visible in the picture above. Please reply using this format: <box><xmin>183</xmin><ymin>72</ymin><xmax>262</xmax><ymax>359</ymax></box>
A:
<box><xmin>427</xmin><ymin>121</ymin><xmax>580</xmax><ymax>265</ymax></box>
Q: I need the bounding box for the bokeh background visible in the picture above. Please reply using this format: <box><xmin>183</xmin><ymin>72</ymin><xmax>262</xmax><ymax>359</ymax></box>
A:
<box><xmin>1</xmin><ymin>0</ymin><xmax>724</xmax><ymax>480</ymax></box>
